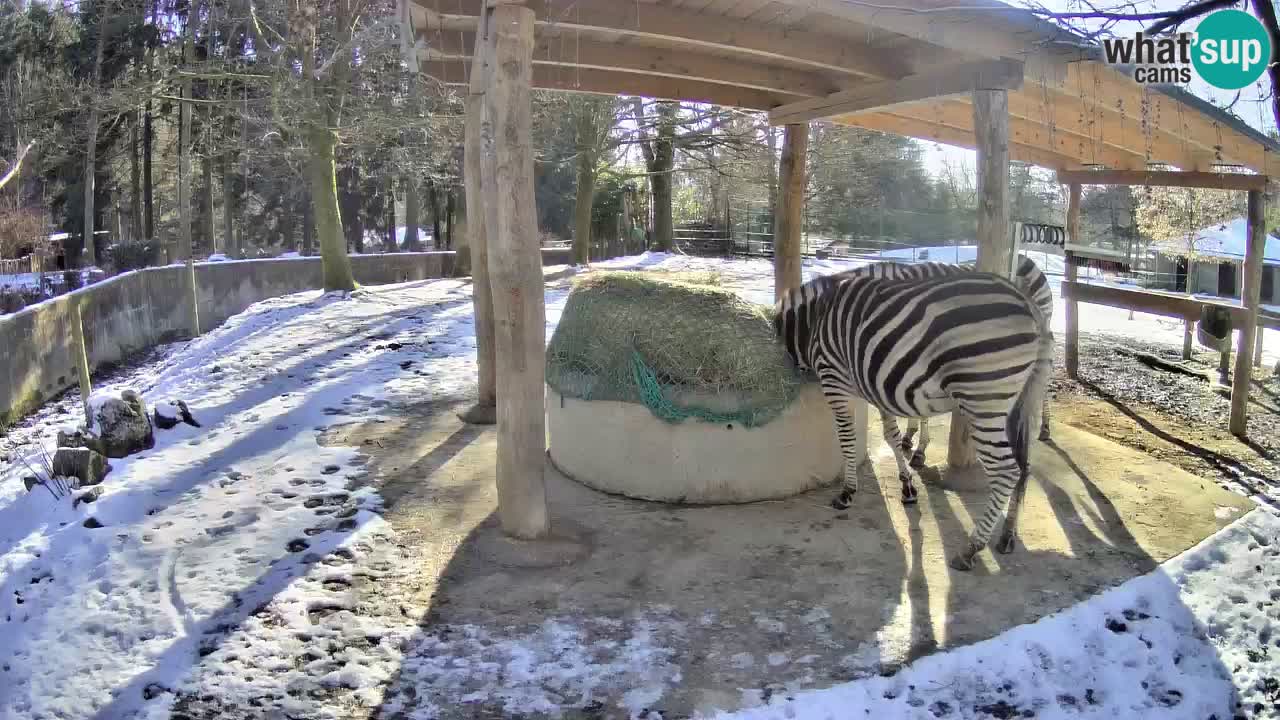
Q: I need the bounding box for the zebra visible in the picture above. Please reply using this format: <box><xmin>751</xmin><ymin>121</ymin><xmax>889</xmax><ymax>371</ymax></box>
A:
<box><xmin>774</xmin><ymin>270</ymin><xmax>1054</xmax><ymax>570</ymax></box>
<box><xmin>833</xmin><ymin>257</ymin><xmax>1055</xmax><ymax>500</ymax></box>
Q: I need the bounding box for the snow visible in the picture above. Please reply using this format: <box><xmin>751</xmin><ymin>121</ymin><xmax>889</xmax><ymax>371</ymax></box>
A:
<box><xmin>1184</xmin><ymin>216</ymin><xmax>1280</xmax><ymax>265</ymax></box>
<box><xmin>1</xmin><ymin>250</ymin><xmax>1277</xmax><ymax>720</ymax></box>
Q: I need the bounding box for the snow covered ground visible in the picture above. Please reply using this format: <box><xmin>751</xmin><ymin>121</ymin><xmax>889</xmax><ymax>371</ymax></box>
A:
<box><xmin>1</xmin><ymin>251</ymin><xmax>1278</xmax><ymax>719</ymax></box>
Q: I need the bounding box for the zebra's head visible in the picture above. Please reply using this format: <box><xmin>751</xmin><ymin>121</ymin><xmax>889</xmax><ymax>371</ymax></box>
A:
<box><xmin>773</xmin><ymin>275</ymin><xmax>841</xmax><ymax>374</ymax></box>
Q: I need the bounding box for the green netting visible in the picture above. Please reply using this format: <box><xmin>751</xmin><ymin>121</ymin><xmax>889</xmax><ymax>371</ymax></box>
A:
<box><xmin>546</xmin><ymin>270</ymin><xmax>806</xmax><ymax>427</ymax></box>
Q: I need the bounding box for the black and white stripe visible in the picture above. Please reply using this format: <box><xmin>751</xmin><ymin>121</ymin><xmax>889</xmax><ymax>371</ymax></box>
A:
<box><xmin>834</xmin><ymin>257</ymin><xmax>1055</xmax><ymax>489</ymax></box>
<box><xmin>774</xmin><ymin>268</ymin><xmax>1054</xmax><ymax>570</ymax></box>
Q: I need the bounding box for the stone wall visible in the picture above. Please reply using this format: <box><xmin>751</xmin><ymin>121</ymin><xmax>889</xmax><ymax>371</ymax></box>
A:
<box><xmin>1</xmin><ymin>249</ymin><xmax>571</xmax><ymax>427</ymax></box>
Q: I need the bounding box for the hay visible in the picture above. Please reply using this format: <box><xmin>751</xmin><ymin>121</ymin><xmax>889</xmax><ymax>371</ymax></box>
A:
<box><xmin>545</xmin><ymin>271</ymin><xmax>805</xmax><ymax>427</ymax></box>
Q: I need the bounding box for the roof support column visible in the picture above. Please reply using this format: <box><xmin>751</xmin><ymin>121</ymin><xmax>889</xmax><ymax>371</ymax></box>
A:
<box><xmin>459</xmin><ymin>7</ymin><xmax>497</xmax><ymax>425</ymax></box>
<box><xmin>774</xmin><ymin>123</ymin><xmax>807</xmax><ymax>301</ymax></box>
<box><xmin>1230</xmin><ymin>189</ymin><xmax>1266</xmax><ymax>437</ymax></box>
<box><xmin>947</xmin><ymin>88</ymin><xmax>1011</xmax><ymax>478</ymax></box>
<box><xmin>481</xmin><ymin>1</ymin><xmax>549</xmax><ymax>539</ymax></box>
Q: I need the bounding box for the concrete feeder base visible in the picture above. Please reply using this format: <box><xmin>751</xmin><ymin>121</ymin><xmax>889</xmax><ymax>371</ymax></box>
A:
<box><xmin>546</xmin><ymin>383</ymin><xmax>841</xmax><ymax>504</ymax></box>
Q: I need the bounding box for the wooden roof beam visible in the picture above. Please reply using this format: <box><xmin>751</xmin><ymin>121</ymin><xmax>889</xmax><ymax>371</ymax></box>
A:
<box><xmin>419</xmin><ymin>60</ymin><xmax>799</xmax><ymax>110</ymax></box>
<box><xmin>414</xmin><ymin>0</ymin><xmax>909</xmax><ymax>80</ymax></box>
<box><xmin>422</xmin><ymin>28</ymin><xmax>839</xmax><ymax>97</ymax></box>
<box><xmin>768</xmin><ymin>58</ymin><xmax>1022</xmax><ymax>125</ymax></box>
<box><xmin>837</xmin><ymin>112</ymin><xmax>1083</xmax><ymax>170</ymax></box>
<box><xmin>1055</xmin><ymin>169</ymin><xmax>1269</xmax><ymax>190</ymax></box>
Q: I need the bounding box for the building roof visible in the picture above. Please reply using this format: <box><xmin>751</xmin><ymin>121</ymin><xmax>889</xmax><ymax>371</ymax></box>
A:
<box><xmin>1184</xmin><ymin>217</ymin><xmax>1280</xmax><ymax>265</ymax></box>
<box><xmin>405</xmin><ymin>0</ymin><xmax>1280</xmax><ymax>175</ymax></box>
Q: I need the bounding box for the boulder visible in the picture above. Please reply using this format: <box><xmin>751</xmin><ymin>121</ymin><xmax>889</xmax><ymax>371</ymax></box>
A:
<box><xmin>52</xmin><ymin>447</ymin><xmax>110</xmax><ymax>487</ymax></box>
<box><xmin>57</xmin><ymin>427</ymin><xmax>105</xmax><ymax>455</ymax></box>
<box><xmin>154</xmin><ymin>399</ymin><xmax>200</xmax><ymax>430</ymax></box>
<box><xmin>94</xmin><ymin>390</ymin><xmax>155</xmax><ymax>458</ymax></box>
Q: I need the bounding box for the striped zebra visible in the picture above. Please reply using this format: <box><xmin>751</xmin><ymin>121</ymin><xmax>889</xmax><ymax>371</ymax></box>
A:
<box><xmin>774</xmin><ymin>270</ymin><xmax>1054</xmax><ymax>570</ymax></box>
<box><xmin>835</xmin><ymin>257</ymin><xmax>1054</xmax><ymax>491</ymax></box>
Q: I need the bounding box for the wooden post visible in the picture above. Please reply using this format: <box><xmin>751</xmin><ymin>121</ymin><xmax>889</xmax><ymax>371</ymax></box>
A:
<box><xmin>459</xmin><ymin>14</ymin><xmax>498</xmax><ymax>425</ymax></box>
<box><xmin>1230</xmin><ymin>189</ymin><xmax>1266</xmax><ymax>437</ymax></box>
<box><xmin>774</xmin><ymin>123</ymin><xmax>807</xmax><ymax>301</ymax></box>
<box><xmin>1254</xmin><ymin>322</ymin><xmax>1264</xmax><ymax>367</ymax></box>
<box><xmin>1182</xmin><ymin>321</ymin><xmax>1194</xmax><ymax>360</ymax></box>
<box><xmin>187</xmin><ymin>256</ymin><xmax>200</xmax><ymax>337</ymax></box>
<box><xmin>482</xmin><ymin>2</ymin><xmax>548</xmax><ymax>539</ymax></box>
<box><xmin>949</xmin><ymin>89</ymin><xmax>1010</xmax><ymax>473</ymax></box>
<box><xmin>1064</xmin><ymin>183</ymin><xmax>1081</xmax><ymax>379</ymax></box>
<box><xmin>70</xmin><ymin>297</ymin><xmax>93</xmax><ymax>428</ymax></box>
<box><xmin>1219</xmin><ymin>346</ymin><xmax>1231</xmax><ymax>385</ymax></box>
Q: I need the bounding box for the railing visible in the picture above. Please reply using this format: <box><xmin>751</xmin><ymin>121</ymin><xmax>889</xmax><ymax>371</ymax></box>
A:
<box><xmin>0</xmin><ymin>254</ymin><xmax>46</xmax><ymax>276</ymax></box>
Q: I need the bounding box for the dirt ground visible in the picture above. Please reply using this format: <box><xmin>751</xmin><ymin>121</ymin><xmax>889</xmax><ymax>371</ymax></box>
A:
<box><xmin>312</xmin><ymin>374</ymin><xmax>1251</xmax><ymax>718</ymax></box>
<box><xmin>1050</xmin><ymin>334</ymin><xmax>1280</xmax><ymax>505</ymax></box>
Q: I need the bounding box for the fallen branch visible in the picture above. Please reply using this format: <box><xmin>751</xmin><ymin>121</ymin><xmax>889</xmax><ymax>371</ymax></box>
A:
<box><xmin>0</xmin><ymin>140</ymin><xmax>35</xmax><ymax>192</ymax></box>
<box><xmin>1112</xmin><ymin>346</ymin><xmax>1213</xmax><ymax>381</ymax></box>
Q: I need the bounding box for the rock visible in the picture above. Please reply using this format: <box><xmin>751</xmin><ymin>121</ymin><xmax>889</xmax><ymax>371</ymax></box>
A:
<box><xmin>94</xmin><ymin>391</ymin><xmax>155</xmax><ymax>458</ymax></box>
<box><xmin>72</xmin><ymin>486</ymin><xmax>103</xmax><ymax>508</ymax></box>
<box><xmin>22</xmin><ymin>476</ymin><xmax>38</xmax><ymax>492</ymax></box>
<box><xmin>82</xmin><ymin>517</ymin><xmax>103</xmax><ymax>529</ymax></box>
<box><xmin>52</xmin><ymin>447</ymin><xmax>110</xmax><ymax>487</ymax></box>
<box><xmin>57</xmin><ymin>428</ymin><xmax>105</xmax><ymax>455</ymax></box>
<box><xmin>154</xmin><ymin>400</ymin><xmax>200</xmax><ymax>431</ymax></box>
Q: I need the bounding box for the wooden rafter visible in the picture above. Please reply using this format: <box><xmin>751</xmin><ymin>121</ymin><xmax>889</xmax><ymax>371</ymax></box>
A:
<box><xmin>420</xmin><ymin>60</ymin><xmax>799</xmax><ymax>109</ymax></box>
<box><xmin>1055</xmin><ymin>169</ymin><xmax>1269</xmax><ymax>190</ymax></box>
<box><xmin>419</xmin><ymin>0</ymin><xmax>908</xmax><ymax>79</ymax></box>
<box><xmin>423</xmin><ymin>28</ymin><xmax>838</xmax><ymax>97</ymax></box>
<box><xmin>768</xmin><ymin>58</ymin><xmax>1023</xmax><ymax>125</ymax></box>
<box><xmin>838</xmin><ymin>111</ymin><xmax>1081</xmax><ymax>170</ymax></box>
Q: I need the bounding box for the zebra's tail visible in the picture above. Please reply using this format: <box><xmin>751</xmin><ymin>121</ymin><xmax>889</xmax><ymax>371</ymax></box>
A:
<box><xmin>1010</xmin><ymin>323</ymin><xmax>1054</xmax><ymax>475</ymax></box>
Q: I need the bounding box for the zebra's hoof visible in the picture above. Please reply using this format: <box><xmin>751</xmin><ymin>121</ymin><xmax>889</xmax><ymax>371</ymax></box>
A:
<box><xmin>948</xmin><ymin>552</ymin><xmax>976</xmax><ymax>571</ymax></box>
<box><xmin>909</xmin><ymin>450</ymin><xmax>927</xmax><ymax>469</ymax></box>
<box><xmin>831</xmin><ymin>491</ymin><xmax>854</xmax><ymax>510</ymax></box>
<box><xmin>1038</xmin><ymin>429</ymin><xmax>1052</xmax><ymax>441</ymax></box>
<box><xmin>900</xmin><ymin>480</ymin><xmax>919</xmax><ymax>506</ymax></box>
<box><xmin>996</xmin><ymin>530</ymin><xmax>1017</xmax><ymax>555</ymax></box>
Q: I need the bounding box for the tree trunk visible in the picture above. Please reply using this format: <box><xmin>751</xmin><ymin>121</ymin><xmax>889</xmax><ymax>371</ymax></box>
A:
<box><xmin>403</xmin><ymin>175</ymin><xmax>420</xmax><ymax>251</ymax></box>
<box><xmin>81</xmin><ymin>6</ymin><xmax>110</xmax><ymax>267</ymax></box>
<box><xmin>651</xmin><ymin>171</ymin><xmax>673</xmax><ymax>251</ymax></box>
<box><xmin>202</xmin><ymin>137</ymin><xmax>215</xmax><ymax>254</ymax></box>
<box><xmin>307</xmin><ymin>126</ymin><xmax>355</xmax><ymax>290</ymax></box>
<box><xmin>385</xmin><ymin>174</ymin><xmax>396</xmax><ymax>252</ymax></box>
<box><xmin>177</xmin><ymin>77</ymin><xmax>193</xmax><ymax>261</ymax></box>
<box><xmin>572</xmin><ymin>149</ymin><xmax>595</xmax><ymax>265</ymax></box>
<box><xmin>766</xmin><ymin>125</ymin><xmax>779</xmax><ymax>236</ymax></box>
<box><xmin>143</xmin><ymin>83</ymin><xmax>154</xmax><ymax>244</ymax></box>
<box><xmin>130</xmin><ymin>111</ymin><xmax>142</xmax><ymax>244</ymax></box>
<box><xmin>445</xmin><ymin>187</ymin><xmax>456</xmax><ymax>249</ymax></box>
<box><xmin>429</xmin><ymin>179</ymin><xmax>444</xmax><ymax>250</ymax></box>
<box><xmin>302</xmin><ymin>186</ymin><xmax>314</xmax><ymax>256</ymax></box>
<box><xmin>222</xmin><ymin>150</ymin><xmax>235</xmax><ymax>256</ymax></box>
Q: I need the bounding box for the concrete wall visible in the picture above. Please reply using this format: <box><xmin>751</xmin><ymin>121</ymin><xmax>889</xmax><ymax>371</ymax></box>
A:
<box><xmin>2</xmin><ymin>249</ymin><xmax>573</xmax><ymax>427</ymax></box>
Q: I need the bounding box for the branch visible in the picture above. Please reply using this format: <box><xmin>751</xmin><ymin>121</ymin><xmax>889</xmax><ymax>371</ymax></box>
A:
<box><xmin>0</xmin><ymin>141</ymin><xmax>35</xmax><ymax>192</ymax></box>
<box><xmin>1146</xmin><ymin>0</ymin><xmax>1237</xmax><ymax>34</ymax></box>
<box><xmin>1252</xmin><ymin>0</ymin><xmax>1280</xmax><ymax>130</ymax></box>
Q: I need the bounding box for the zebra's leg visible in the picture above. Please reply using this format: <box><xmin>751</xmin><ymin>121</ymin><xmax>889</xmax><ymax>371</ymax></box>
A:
<box><xmin>909</xmin><ymin>419</ymin><xmax>930</xmax><ymax>469</ymax></box>
<box><xmin>996</xmin><ymin>467</ymin><xmax>1032</xmax><ymax>554</ymax></box>
<box><xmin>1038</xmin><ymin>397</ymin><xmax>1052</xmax><ymax>441</ymax></box>
<box><xmin>949</xmin><ymin>420</ymin><xmax>1023</xmax><ymax>571</ymax></box>
<box><xmin>901</xmin><ymin>418</ymin><xmax>918</xmax><ymax>453</ymax></box>
<box><xmin>879</xmin><ymin>414</ymin><xmax>918</xmax><ymax>504</ymax></box>
<box><xmin>825</xmin><ymin>392</ymin><xmax>867</xmax><ymax>510</ymax></box>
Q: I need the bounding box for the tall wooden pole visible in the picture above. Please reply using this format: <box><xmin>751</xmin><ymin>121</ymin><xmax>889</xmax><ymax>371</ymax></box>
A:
<box><xmin>71</xmin><ymin>298</ymin><xmax>93</xmax><ymax>428</ymax></box>
<box><xmin>1230</xmin><ymin>189</ymin><xmax>1266</xmax><ymax>437</ymax></box>
<box><xmin>482</xmin><ymin>2</ymin><xmax>548</xmax><ymax>539</ymax></box>
<box><xmin>459</xmin><ymin>12</ymin><xmax>498</xmax><ymax>425</ymax></box>
<box><xmin>949</xmin><ymin>89</ymin><xmax>1010</xmax><ymax>472</ymax></box>
<box><xmin>774</xmin><ymin>123</ymin><xmax>807</xmax><ymax>301</ymax></box>
<box><xmin>1064</xmin><ymin>183</ymin><xmax>1081</xmax><ymax>379</ymax></box>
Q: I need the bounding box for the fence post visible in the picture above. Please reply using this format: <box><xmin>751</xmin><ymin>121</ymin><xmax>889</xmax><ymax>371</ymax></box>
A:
<box><xmin>70</xmin><ymin>297</ymin><xmax>93</xmax><ymax>428</ymax></box>
<box><xmin>187</xmin><ymin>256</ymin><xmax>201</xmax><ymax>337</ymax></box>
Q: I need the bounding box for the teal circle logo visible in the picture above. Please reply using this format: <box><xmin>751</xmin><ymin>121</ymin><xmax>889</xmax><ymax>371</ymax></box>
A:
<box><xmin>1192</xmin><ymin>9</ymin><xmax>1272</xmax><ymax>90</ymax></box>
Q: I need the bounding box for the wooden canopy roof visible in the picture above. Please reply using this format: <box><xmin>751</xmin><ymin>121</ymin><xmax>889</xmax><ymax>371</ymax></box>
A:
<box><xmin>403</xmin><ymin>0</ymin><xmax>1280</xmax><ymax>176</ymax></box>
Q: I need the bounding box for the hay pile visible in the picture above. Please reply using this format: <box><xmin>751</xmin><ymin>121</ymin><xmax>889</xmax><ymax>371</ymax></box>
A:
<box><xmin>545</xmin><ymin>271</ymin><xmax>805</xmax><ymax>427</ymax></box>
